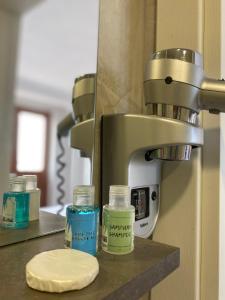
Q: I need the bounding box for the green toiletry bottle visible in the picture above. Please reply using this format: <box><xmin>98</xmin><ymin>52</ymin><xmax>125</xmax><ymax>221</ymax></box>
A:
<box><xmin>102</xmin><ymin>185</ymin><xmax>135</xmax><ymax>255</ymax></box>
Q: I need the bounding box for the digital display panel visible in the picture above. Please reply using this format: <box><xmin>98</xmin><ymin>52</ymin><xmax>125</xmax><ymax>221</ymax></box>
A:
<box><xmin>131</xmin><ymin>187</ymin><xmax>150</xmax><ymax>221</ymax></box>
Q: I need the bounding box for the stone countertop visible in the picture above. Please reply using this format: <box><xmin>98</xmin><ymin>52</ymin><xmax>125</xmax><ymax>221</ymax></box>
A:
<box><xmin>0</xmin><ymin>232</ymin><xmax>179</xmax><ymax>300</ymax></box>
<box><xmin>0</xmin><ymin>211</ymin><xmax>65</xmax><ymax>247</ymax></box>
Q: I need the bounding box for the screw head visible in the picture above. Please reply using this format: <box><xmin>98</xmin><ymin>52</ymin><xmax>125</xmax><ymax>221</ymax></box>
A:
<box><xmin>145</xmin><ymin>151</ymin><xmax>152</xmax><ymax>161</ymax></box>
<box><xmin>151</xmin><ymin>191</ymin><xmax>157</xmax><ymax>201</ymax></box>
<box><xmin>165</xmin><ymin>76</ymin><xmax>173</xmax><ymax>84</ymax></box>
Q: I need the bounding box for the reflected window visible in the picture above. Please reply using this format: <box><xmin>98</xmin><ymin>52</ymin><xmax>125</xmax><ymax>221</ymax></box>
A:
<box><xmin>17</xmin><ymin>111</ymin><xmax>47</xmax><ymax>172</ymax></box>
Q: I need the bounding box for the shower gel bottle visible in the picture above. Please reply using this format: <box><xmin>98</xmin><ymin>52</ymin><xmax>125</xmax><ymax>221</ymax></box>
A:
<box><xmin>2</xmin><ymin>177</ymin><xmax>30</xmax><ymax>229</ymax></box>
<box><xmin>102</xmin><ymin>185</ymin><xmax>135</xmax><ymax>255</ymax></box>
<box><xmin>65</xmin><ymin>185</ymin><xmax>99</xmax><ymax>256</ymax></box>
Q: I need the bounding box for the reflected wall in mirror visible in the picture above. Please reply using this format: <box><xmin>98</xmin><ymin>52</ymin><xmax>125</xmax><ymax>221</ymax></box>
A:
<box><xmin>0</xmin><ymin>0</ymin><xmax>99</xmax><ymax>246</ymax></box>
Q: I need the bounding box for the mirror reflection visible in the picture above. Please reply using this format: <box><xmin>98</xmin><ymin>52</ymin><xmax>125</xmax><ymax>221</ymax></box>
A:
<box><xmin>0</xmin><ymin>0</ymin><xmax>99</xmax><ymax>245</ymax></box>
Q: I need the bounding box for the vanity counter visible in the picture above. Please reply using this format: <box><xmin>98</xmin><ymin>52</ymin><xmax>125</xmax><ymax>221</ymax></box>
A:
<box><xmin>0</xmin><ymin>211</ymin><xmax>65</xmax><ymax>247</ymax></box>
<box><xmin>0</xmin><ymin>232</ymin><xmax>179</xmax><ymax>299</ymax></box>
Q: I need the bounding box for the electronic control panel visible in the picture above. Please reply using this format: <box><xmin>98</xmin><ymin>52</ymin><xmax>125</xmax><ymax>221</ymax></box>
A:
<box><xmin>131</xmin><ymin>185</ymin><xmax>159</xmax><ymax>238</ymax></box>
<box><xmin>128</xmin><ymin>150</ymin><xmax>161</xmax><ymax>238</ymax></box>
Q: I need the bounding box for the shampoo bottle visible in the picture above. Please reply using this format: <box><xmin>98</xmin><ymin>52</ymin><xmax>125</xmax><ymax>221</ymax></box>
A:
<box><xmin>65</xmin><ymin>185</ymin><xmax>99</xmax><ymax>256</ymax></box>
<box><xmin>102</xmin><ymin>185</ymin><xmax>135</xmax><ymax>255</ymax></box>
<box><xmin>2</xmin><ymin>177</ymin><xmax>30</xmax><ymax>229</ymax></box>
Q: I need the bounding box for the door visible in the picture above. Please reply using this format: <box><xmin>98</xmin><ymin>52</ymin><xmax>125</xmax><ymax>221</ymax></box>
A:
<box><xmin>11</xmin><ymin>107</ymin><xmax>50</xmax><ymax>207</ymax></box>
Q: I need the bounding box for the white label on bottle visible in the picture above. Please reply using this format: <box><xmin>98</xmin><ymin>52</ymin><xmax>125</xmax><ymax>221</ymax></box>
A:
<box><xmin>29</xmin><ymin>190</ymin><xmax>40</xmax><ymax>221</ymax></box>
<box><xmin>64</xmin><ymin>220</ymin><xmax>72</xmax><ymax>248</ymax></box>
<box><xmin>3</xmin><ymin>197</ymin><xmax>16</xmax><ymax>223</ymax></box>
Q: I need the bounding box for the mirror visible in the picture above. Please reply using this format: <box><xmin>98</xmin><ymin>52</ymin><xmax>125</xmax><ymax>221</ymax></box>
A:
<box><xmin>0</xmin><ymin>0</ymin><xmax>99</xmax><ymax>246</ymax></box>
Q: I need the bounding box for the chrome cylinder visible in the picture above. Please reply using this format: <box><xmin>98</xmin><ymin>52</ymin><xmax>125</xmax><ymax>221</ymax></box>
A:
<box><xmin>146</xmin><ymin>104</ymin><xmax>198</xmax><ymax>125</ymax></box>
<box><xmin>147</xmin><ymin>104</ymin><xmax>198</xmax><ymax>161</ymax></box>
<box><xmin>144</xmin><ymin>49</ymin><xmax>202</xmax><ymax>161</ymax></box>
<box><xmin>152</xmin><ymin>48</ymin><xmax>203</xmax><ymax>66</ymax></box>
<box><xmin>72</xmin><ymin>73</ymin><xmax>96</xmax><ymax>123</ymax></box>
<box><xmin>149</xmin><ymin>145</ymin><xmax>192</xmax><ymax>161</ymax></box>
<box><xmin>71</xmin><ymin>73</ymin><xmax>96</xmax><ymax>158</ymax></box>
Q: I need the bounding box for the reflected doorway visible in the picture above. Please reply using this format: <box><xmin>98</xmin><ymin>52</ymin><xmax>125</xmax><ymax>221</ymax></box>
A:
<box><xmin>11</xmin><ymin>107</ymin><xmax>50</xmax><ymax>206</ymax></box>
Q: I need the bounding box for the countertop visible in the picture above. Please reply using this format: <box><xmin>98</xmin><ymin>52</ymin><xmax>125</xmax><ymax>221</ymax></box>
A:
<box><xmin>0</xmin><ymin>232</ymin><xmax>179</xmax><ymax>300</ymax></box>
<box><xmin>0</xmin><ymin>211</ymin><xmax>65</xmax><ymax>247</ymax></box>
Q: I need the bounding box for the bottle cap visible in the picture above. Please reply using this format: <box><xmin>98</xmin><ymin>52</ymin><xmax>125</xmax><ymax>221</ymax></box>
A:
<box><xmin>73</xmin><ymin>185</ymin><xmax>95</xmax><ymax>206</ymax></box>
<box><xmin>22</xmin><ymin>175</ymin><xmax>37</xmax><ymax>190</ymax></box>
<box><xmin>9</xmin><ymin>177</ymin><xmax>26</xmax><ymax>192</ymax></box>
<box><xmin>109</xmin><ymin>185</ymin><xmax>130</xmax><ymax>207</ymax></box>
<box><xmin>9</xmin><ymin>173</ymin><xmax>16</xmax><ymax>179</ymax></box>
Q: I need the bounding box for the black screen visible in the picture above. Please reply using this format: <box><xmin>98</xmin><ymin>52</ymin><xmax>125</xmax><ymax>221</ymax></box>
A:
<box><xmin>131</xmin><ymin>187</ymin><xmax>150</xmax><ymax>221</ymax></box>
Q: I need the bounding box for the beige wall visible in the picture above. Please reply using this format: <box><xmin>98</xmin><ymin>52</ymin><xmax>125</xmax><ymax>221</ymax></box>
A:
<box><xmin>0</xmin><ymin>1</ymin><xmax>43</xmax><ymax>210</ymax></box>
<box><xmin>219</xmin><ymin>0</ymin><xmax>225</xmax><ymax>299</ymax></box>
<box><xmin>201</xmin><ymin>1</ymin><xmax>221</xmax><ymax>299</ymax></box>
<box><xmin>152</xmin><ymin>1</ymin><xmax>221</xmax><ymax>300</ymax></box>
<box><xmin>0</xmin><ymin>8</ymin><xmax>20</xmax><ymax>210</ymax></box>
<box><xmin>152</xmin><ymin>2</ymin><xmax>203</xmax><ymax>299</ymax></box>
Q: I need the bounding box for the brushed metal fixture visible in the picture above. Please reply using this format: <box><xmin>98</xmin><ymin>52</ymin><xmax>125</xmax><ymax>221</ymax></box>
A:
<box><xmin>70</xmin><ymin>118</ymin><xmax>94</xmax><ymax>158</ymax></box>
<box><xmin>70</xmin><ymin>74</ymin><xmax>96</xmax><ymax>158</ymax></box>
<box><xmin>144</xmin><ymin>48</ymin><xmax>225</xmax><ymax>161</ymax></box>
<box><xmin>146</xmin><ymin>104</ymin><xmax>198</xmax><ymax>125</ymax></box>
<box><xmin>101</xmin><ymin>113</ymin><xmax>203</xmax><ymax>236</ymax></box>
<box><xmin>65</xmin><ymin>48</ymin><xmax>218</xmax><ymax>236</ymax></box>
<box><xmin>57</xmin><ymin>113</ymin><xmax>75</xmax><ymax>137</ymax></box>
<box><xmin>72</xmin><ymin>73</ymin><xmax>96</xmax><ymax>124</ymax></box>
<box><xmin>149</xmin><ymin>145</ymin><xmax>192</xmax><ymax>161</ymax></box>
<box><xmin>64</xmin><ymin>49</ymin><xmax>225</xmax><ymax>236</ymax></box>
<box><xmin>146</xmin><ymin>104</ymin><xmax>197</xmax><ymax>160</ymax></box>
<box><xmin>56</xmin><ymin>74</ymin><xmax>96</xmax><ymax>214</ymax></box>
<box><xmin>152</xmin><ymin>48</ymin><xmax>203</xmax><ymax>66</ymax></box>
<box><xmin>57</xmin><ymin>73</ymin><xmax>96</xmax><ymax>138</ymax></box>
<box><xmin>102</xmin><ymin>114</ymin><xmax>203</xmax><ymax>204</ymax></box>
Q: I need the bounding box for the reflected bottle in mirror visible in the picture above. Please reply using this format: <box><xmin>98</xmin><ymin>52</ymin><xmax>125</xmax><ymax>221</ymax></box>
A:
<box><xmin>2</xmin><ymin>176</ymin><xmax>30</xmax><ymax>229</ymax></box>
<box><xmin>22</xmin><ymin>175</ymin><xmax>40</xmax><ymax>221</ymax></box>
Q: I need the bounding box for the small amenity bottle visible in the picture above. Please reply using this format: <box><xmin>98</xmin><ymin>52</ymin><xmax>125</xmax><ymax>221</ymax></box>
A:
<box><xmin>65</xmin><ymin>185</ymin><xmax>99</xmax><ymax>256</ymax></box>
<box><xmin>2</xmin><ymin>177</ymin><xmax>30</xmax><ymax>229</ymax></box>
<box><xmin>102</xmin><ymin>185</ymin><xmax>135</xmax><ymax>255</ymax></box>
<box><xmin>22</xmin><ymin>175</ymin><xmax>41</xmax><ymax>221</ymax></box>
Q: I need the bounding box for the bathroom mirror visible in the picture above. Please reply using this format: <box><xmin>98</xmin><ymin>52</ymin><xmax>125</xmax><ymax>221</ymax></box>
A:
<box><xmin>0</xmin><ymin>0</ymin><xmax>99</xmax><ymax>246</ymax></box>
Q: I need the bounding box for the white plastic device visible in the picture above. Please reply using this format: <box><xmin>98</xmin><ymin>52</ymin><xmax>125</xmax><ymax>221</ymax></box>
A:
<box><xmin>128</xmin><ymin>150</ymin><xmax>161</xmax><ymax>238</ymax></box>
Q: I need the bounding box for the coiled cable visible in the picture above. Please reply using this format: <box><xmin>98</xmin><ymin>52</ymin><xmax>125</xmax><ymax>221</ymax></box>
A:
<box><xmin>56</xmin><ymin>134</ymin><xmax>66</xmax><ymax>215</ymax></box>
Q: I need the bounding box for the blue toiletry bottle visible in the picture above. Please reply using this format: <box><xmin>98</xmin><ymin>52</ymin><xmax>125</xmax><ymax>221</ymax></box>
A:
<box><xmin>2</xmin><ymin>176</ymin><xmax>30</xmax><ymax>229</ymax></box>
<box><xmin>65</xmin><ymin>185</ymin><xmax>99</xmax><ymax>256</ymax></box>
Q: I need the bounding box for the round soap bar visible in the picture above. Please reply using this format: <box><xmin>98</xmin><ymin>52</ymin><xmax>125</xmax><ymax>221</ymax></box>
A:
<box><xmin>26</xmin><ymin>249</ymin><xmax>99</xmax><ymax>293</ymax></box>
